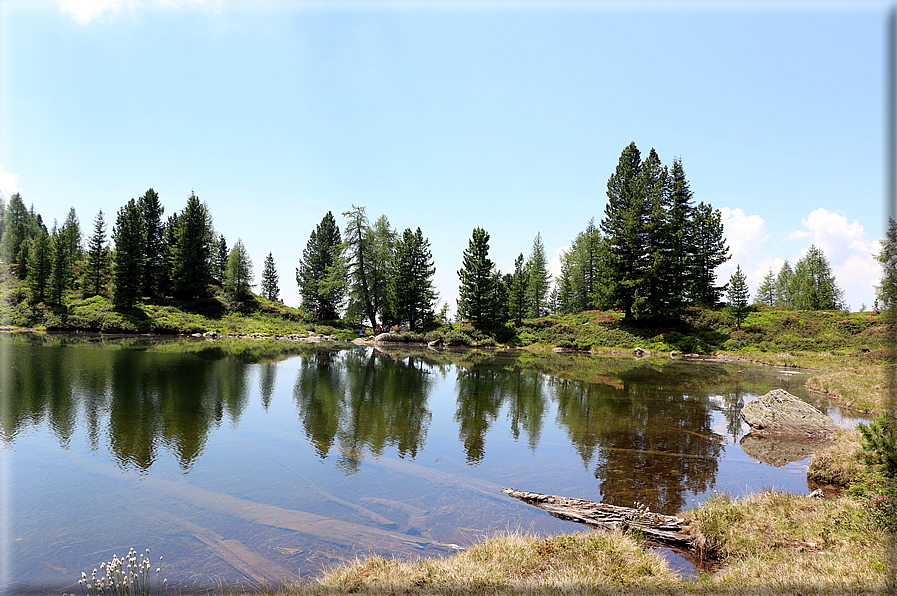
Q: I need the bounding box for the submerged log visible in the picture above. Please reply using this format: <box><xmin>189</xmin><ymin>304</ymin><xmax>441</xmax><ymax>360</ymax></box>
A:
<box><xmin>501</xmin><ymin>488</ymin><xmax>693</xmax><ymax>548</ymax></box>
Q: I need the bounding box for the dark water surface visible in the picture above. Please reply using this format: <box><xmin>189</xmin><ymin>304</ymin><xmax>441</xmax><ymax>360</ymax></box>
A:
<box><xmin>0</xmin><ymin>334</ymin><xmax>861</xmax><ymax>593</ymax></box>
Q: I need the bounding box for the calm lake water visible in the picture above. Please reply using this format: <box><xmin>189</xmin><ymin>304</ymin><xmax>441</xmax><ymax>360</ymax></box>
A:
<box><xmin>0</xmin><ymin>333</ymin><xmax>863</xmax><ymax>593</ymax></box>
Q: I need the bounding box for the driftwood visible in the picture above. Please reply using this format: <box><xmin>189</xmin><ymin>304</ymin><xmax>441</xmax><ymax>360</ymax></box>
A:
<box><xmin>501</xmin><ymin>488</ymin><xmax>693</xmax><ymax>548</ymax></box>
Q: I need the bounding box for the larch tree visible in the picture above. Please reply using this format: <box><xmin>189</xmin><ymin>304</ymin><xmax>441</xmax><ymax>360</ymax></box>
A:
<box><xmin>727</xmin><ymin>265</ymin><xmax>750</xmax><ymax>329</ymax></box>
<box><xmin>755</xmin><ymin>267</ymin><xmax>776</xmax><ymax>306</ymax></box>
<box><xmin>875</xmin><ymin>217</ymin><xmax>897</xmax><ymax>313</ymax></box>
<box><xmin>342</xmin><ymin>205</ymin><xmax>378</xmax><ymax>327</ymax></box>
<box><xmin>224</xmin><ymin>238</ymin><xmax>254</xmax><ymax>301</ymax></box>
<box><xmin>261</xmin><ymin>252</ymin><xmax>280</xmax><ymax>302</ymax></box>
<box><xmin>791</xmin><ymin>245</ymin><xmax>844</xmax><ymax>310</ymax></box>
<box><xmin>775</xmin><ymin>260</ymin><xmax>794</xmax><ymax>308</ymax></box>
<box><xmin>112</xmin><ymin>199</ymin><xmax>145</xmax><ymax>308</ymax></box>
<box><xmin>508</xmin><ymin>253</ymin><xmax>528</xmax><ymax>323</ymax></box>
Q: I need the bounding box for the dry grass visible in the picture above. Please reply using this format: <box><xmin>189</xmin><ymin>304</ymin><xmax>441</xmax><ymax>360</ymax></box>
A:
<box><xmin>807</xmin><ymin>430</ymin><xmax>865</xmax><ymax>486</ymax></box>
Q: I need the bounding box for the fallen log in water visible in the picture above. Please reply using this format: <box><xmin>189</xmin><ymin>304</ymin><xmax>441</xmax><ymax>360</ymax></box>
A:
<box><xmin>501</xmin><ymin>488</ymin><xmax>693</xmax><ymax>548</ymax></box>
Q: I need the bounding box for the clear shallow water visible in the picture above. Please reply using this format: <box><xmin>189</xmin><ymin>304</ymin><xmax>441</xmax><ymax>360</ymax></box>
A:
<box><xmin>0</xmin><ymin>334</ymin><xmax>860</xmax><ymax>593</ymax></box>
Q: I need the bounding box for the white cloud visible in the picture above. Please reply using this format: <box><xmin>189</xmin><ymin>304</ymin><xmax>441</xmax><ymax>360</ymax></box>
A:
<box><xmin>59</xmin><ymin>0</ymin><xmax>218</xmax><ymax>24</ymax></box>
<box><xmin>548</xmin><ymin>246</ymin><xmax>566</xmax><ymax>284</ymax></box>
<box><xmin>717</xmin><ymin>207</ymin><xmax>769</xmax><ymax>288</ymax></box>
<box><xmin>0</xmin><ymin>165</ymin><xmax>22</xmax><ymax>199</ymax></box>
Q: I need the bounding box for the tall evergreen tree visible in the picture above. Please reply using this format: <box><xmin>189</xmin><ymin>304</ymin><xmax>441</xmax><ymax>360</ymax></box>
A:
<box><xmin>665</xmin><ymin>157</ymin><xmax>694</xmax><ymax>314</ymax></box>
<box><xmin>168</xmin><ymin>192</ymin><xmax>214</xmax><ymax>299</ymax></box>
<box><xmin>775</xmin><ymin>260</ymin><xmax>794</xmax><ymax>308</ymax></box>
<box><xmin>600</xmin><ymin>143</ymin><xmax>645</xmax><ymax>318</ymax></box>
<box><xmin>62</xmin><ymin>207</ymin><xmax>83</xmax><ymax>264</ymax></box>
<box><xmin>637</xmin><ymin>148</ymin><xmax>671</xmax><ymax>318</ymax></box>
<box><xmin>224</xmin><ymin>238</ymin><xmax>254</xmax><ymax>301</ymax></box>
<box><xmin>508</xmin><ymin>253</ymin><xmax>528</xmax><ymax>323</ymax></box>
<box><xmin>342</xmin><ymin>205</ymin><xmax>379</xmax><ymax>327</ymax></box>
<box><xmin>791</xmin><ymin>245</ymin><xmax>844</xmax><ymax>310</ymax></box>
<box><xmin>261</xmin><ymin>252</ymin><xmax>280</xmax><ymax>302</ymax></box>
<box><xmin>138</xmin><ymin>188</ymin><xmax>165</xmax><ymax>296</ymax></box>
<box><xmin>296</xmin><ymin>212</ymin><xmax>345</xmax><ymax>319</ymax></box>
<box><xmin>48</xmin><ymin>225</ymin><xmax>73</xmax><ymax>305</ymax></box>
<box><xmin>689</xmin><ymin>201</ymin><xmax>730</xmax><ymax>307</ymax></box>
<box><xmin>26</xmin><ymin>231</ymin><xmax>51</xmax><ymax>303</ymax></box>
<box><xmin>525</xmin><ymin>232</ymin><xmax>551</xmax><ymax>318</ymax></box>
<box><xmin>2</xmin><ymin>193</ymin><xmax>36</xmax><ymax>278</ymax></box>
<box><xmin>727</xmin><ymin>265</ymin><xmax>750</xmax><ymax>329</ymax></box>
<box><xmin>215</xmin><ymin>235</ymin><xmax>228</xmax><ymax>285</ymax></box>
<box><xmin>366</xmin><ymin>215</ymin><xmax>397</xmax><ymax>326</ymax></box>
<box><xmin>756</xmin><ymin>267</ymin><xmax>777</xmax><ymax>306</ymax></box>
<box><xmin>875</xmin><ymin>217</ymin><xmax>897</xmax><ymax>312</ymax></box>
<box><xmin>457</xmin><ymin>227</ymin><xmax>499</xmax><ymax>328</ymax></box>
<box><xmin>112</xmin><ymin>199</ymin><xmax>145</xmax><ymax>308</ymax></box>
<box><xmin>390</xmin><ymin>227</ymin><xmax>437</xmax><ymax>330</ymax></box>
<box><xmin>82</xmin><ymin>210</ymin><xmax>110</xmax><ymax>298</ymax></box>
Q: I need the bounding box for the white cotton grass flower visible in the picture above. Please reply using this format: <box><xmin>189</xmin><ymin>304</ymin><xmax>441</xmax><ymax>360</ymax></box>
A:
<box><xmin>72</xmin><ymin>547</ymin><xmax>167</xmax><ymax>596</ymax></box>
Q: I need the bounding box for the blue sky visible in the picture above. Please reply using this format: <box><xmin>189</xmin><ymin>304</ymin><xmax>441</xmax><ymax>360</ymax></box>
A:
<box><xmin>0</xmin><ymin>0</ymin><xmax>889</xmax><ymax>313</ymax></box>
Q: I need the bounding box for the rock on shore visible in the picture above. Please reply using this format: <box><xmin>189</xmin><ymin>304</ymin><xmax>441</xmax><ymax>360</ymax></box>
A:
<box><xmin>740</xmin><ymin>389</ymin><xmax>841</xmax><ymax>439</ymax></box>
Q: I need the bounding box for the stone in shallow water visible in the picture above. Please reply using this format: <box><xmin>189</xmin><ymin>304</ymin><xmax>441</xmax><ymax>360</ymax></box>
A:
<box><xmin>740</xmin><ymin>388</ymin><xmax>841</xmax><ymax>438</ymax></box>
<box><xmin>739</xmin><ymin>432</ymin><xmax>833</xmax><ymax>467</ymax></box>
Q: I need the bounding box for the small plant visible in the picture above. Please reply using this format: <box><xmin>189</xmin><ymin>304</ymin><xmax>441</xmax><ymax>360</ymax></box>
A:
<box><xmin>71</xmin><ymin>548</ymin><xmax>166</xmax><ymax>596</ymax></box>
<box><xmin>858</xmin><ymin>412</ymin><xmax>897</xmax><ymax>478</ymax></box>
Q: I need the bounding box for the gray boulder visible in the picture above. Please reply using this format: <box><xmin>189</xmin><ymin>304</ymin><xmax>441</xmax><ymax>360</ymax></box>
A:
<box><xmin>740</xmin><ymin>389</ymin><xmax>841</xmax><ymax>438</ymax></box>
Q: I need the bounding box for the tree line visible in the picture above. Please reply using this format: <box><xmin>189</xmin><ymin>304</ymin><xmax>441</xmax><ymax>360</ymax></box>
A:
<box><xmin>0</xmin><ymin>141</ymin><xmax>854</xmax><ymax>328</ymax></box>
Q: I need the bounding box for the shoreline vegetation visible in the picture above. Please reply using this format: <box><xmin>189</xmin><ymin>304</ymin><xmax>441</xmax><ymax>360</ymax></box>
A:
<box><xmin>8</xmin><ymin>300</ymin><xmax>895</xmax><ymax>594</ymax></box>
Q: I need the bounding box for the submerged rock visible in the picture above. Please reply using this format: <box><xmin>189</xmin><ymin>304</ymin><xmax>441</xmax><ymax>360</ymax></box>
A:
<box><xmin>740</xmin><ymin>389</ymin><xmax>841</xmax><ymax>438</ymax></box>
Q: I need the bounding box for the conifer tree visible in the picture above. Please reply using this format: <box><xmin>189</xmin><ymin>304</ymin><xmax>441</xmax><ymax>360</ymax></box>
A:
<box><xmin>600</xmin><ymin>143</ymin><xmax>645</xmax><ymax>318</ymax></box>
<box><xmin>296</xmin><ymin>212</ymin><xmax>345</xmax><ymax>319</ymax></box>
<box><xmin>756</xmin><ymin>267</ymin><xmax>777</xmax><ymax>306</ymax></box>
<box><xmin>457</xmin><ymin>227</ymin><xmax>499</xmax><ymax>328</ymax></box>
<box><xmin>390</xmin><ymin>227</ymin><xmax>436</xmax><ymax>330</ymax></box>
<box><xmin>63</xmin><ymin>207</ymin><xmax>83</xmax><ymax>264</ymax></box>
<box><xmin>215</xmin><ymin>235</ymin><xmax>228</xmax><ymax>285</ymax></box>
<box><xmin>665</xmin><ymin>157</ymin><xmax>694</xmax><ymax>314</ymax></box>
<box><xmin>342</xmin><ymin>205</ymin><xmax>379</xmax><ymax>327</ymax></box>
<box><xmin>27</xmin><ymin>231</ymin><xmax>51</xmax><ymax>303</ymax></box>
<box><xmin>791</xmin><ymin>245</ymin><xmax>844</xmax><ymax>310</ymax></box>
<box><xmin>875</xmin><ymin>217</ymin><xmax>897</xmax><ymax>312</ymax></box>
<box><xmin>168</xmin><ymin>192</ymin><xmax>214</xmax><ymax>299</ymax></box>
<box><xmin>689</xmin><ymin>201</ymin><xmax>730</xmax><ymax>307</ymax></box>
<box><xmin>138</xmin><ymin>188</ymin><xmax>165</xmax><ymax>297</ymax></box>
<box><xmin>525</xmin><ymin>233</ymin><xmax>551</xmax><ymax>318</ymax></box>
<box><xmin>727</xmin><ymin>265</ymin><xmax>750</xmax><ymax>329</ymax></box>
<box><xmin>637</xmin><ymin>148</ymin><xmax>671</xmax><ymax>318</ymax></box>
<box><xmin>224</xmin><ymin>238</ymin><xmax>254</xmax><ymax>301</ymax></box>
<box><xmin>775</xmin><ymin>260</ymin><xmax>794</xmax><ymax>308</ymax></box>
<box><xmin>508</xmin><ymin>253</ymin><xmax>528</xmax><ymax>323</ymax></box>
<box><xmin>82</xmin><ymin>210</ymin><xmax>110</xmax><ymax>298</ymax></box>
<box><xmin>48</xmin><ymin>226</ymin><xmax>73</xmax><ymax>305</ymax></box>
<box><xmin>112</xmin><ymin>199</ymin><xmax>145</xmax><ymax>308</ymax></box>
<box><xmin>366</xmin><ymin>215</ymin><xmax>397</xmax><ymax>326</ymax></box>
<box><xmin>2</xmin><ymin>193</ymin><xmax>37</xmax><ymax>278</ymax></box>
<box><xmin>261</xmin><ymin>252</ymin><xmax>280</xmax><ymax>302</ymax></box>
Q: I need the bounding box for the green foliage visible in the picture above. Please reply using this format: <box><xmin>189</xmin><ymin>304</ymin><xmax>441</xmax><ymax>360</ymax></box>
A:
<box><xmin>81</xmin><ymin>210</ymin><xmax>110</xmax><ymax>298</ymax></box>
<box><xmin>876</xmin><ymin>217</ymin><xmax>897</xmax><ymax>314</ymax></box>
<box><xmin>727</xmin><ymin>264</ymin><xmax>750</xmax><ymax>329</ymax></box>
<box><xmin>137</xmin><ymin>188</ymin><xmax>165</xmax><ymax>296</ymax></box>
<box><xmin>791</xmin><ymin>245</ymin><xmax>845</xmax><ymax>310</ymax></box>
<box><xmin>390</xmin><ymin>227</ymin><xmax>436</xmax><ymax>331</ymax></box>
<box><xmin>525</xmin><ymin>232</ymin><xmax>551</xmax><ymax>318</ymax></box>
<box><xmin>756</xmin><ymin>267</ymin><xmax>776</xmax><ymax>306</ymax></box>
<box><xmin>457</xmin><ymin>227</ymin><xmax>503</xmax><ymax>328</ymax></box>
<box><xmin>167</xmin><ymin>192</ymin><xmax>215</xmax><ymax>300</ymax></box>
<box><xmin>859</xmin><ymin>413</ymin><xmax>897</xmax><ymax>478</ymax></box>
<box><xmin>848</xmin><ymin>472</ymin><xmax>897</xmax><ymax>531</ymax></box>
<box><xmin>26</xmin><ymin>231</ymin><xmax>51</xmax><ymax>303</ymax></box>
<box><xmin>223</xmin><ymin>238</ymin><xmax>253</xmax><ymax>301</ymax></box>
<box><xmin>260</xmin><ymin>252</ymin><xmax>280</xmax><ymax>302</ymax></box>
<box><xmin>112</xmin><ymin>199</ymin><xmax>144</xmax><ymax>308</ymax></box>
<box><xmin>689</xmin><ymin>201</ymin><xmax>730</xmax><ymax>307</ymax></box>
<box><xmin>297</xmin><ymin>211</ymin><xmax>345</xmax><ymax>320</ymax></box>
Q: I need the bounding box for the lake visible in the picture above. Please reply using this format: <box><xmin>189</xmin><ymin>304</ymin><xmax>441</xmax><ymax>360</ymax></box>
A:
<box><xmin>0</xmin><ymin>333</ymin><xmax>862</xmax><ymax>593</ymax></box>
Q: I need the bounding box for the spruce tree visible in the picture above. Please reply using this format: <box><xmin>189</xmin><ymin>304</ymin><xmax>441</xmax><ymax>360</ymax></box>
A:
<box><xmin>48</xmin><ymin>226</ymin><xmax>72</xmax><ymax>305</ymax></box>
<box><xmin>689</xmin><ymin>201</ymin><xmax>730</xmax><ymax>307</ymax></box>
<box><xmin>82</xmin><ymin>210</ymin><xmax>110</xmax><ymax>298</ymax></box>
<box><xmin>214</xmin><ymin>235</ymin><xmax>227</xmax><ymax>285</ymax></box>
<box><xmin>600</xmin><ymin>142</ymin><xmax>645</xmax><ymax>318</ymax></box>
<box><xmin>637</xmin><ymin>148</ymin><xmax>671</xmax><ymax>318</ymax></box>
<box><xmin>457</xmin><ymin>227</ymin><xmax>498</xmax><ymax>328</ymax></box>
<box><xmin>727</xmin><ymin>265</ymin><xmax>750</xmax><ymax>329</ymax></box>
<box><xmin>875</xmin><ymin>217</ymin><xmax>897</xmax><ymax>312</ymax></box>
<box><xmin>390</xmin><ymin>227</ymin><xmax>436</xmax><ymax>330</ymax></box>
<box><xmin>138</xmin><ymin>188</ymin><xmax>165</xmax><ymax>297</ymax></box>
<box><xmin>261</xmin><ymin>252</ymin><xmax>280</xmax><ymax>302</ymax></box>
<box><xmin>224</xmin><ymin>238</ymin><xmax>254</xmax><ymax>301</ymax></box>
<box><xmin>169</xmin><ymin>192</ymin><xmax>214</xmax><ymax>300</ymax></box>
<box><xmin>2</xmin><ymin>193</ymin><xmax>35</xmax><ymax>278</ymax></box>
<box><xmin>525</xmin><ymin>233</ymin><xmax>551</xmax><ymax>318</ymax></box>
<box><xmin>665</xmin><ymin>157</ymin><xmax>694</xmax><ymax>314</ymax></box>
<box><xmin>296</xmin><ymin>212</ymin><xmax>345</xmax><ymax>319</ymax></box>
<box><xmin>112</xmin><ymin>199</ymin><xmax>145</xmax><ymax>308</ymax></box>
<box><xmin>27</xmin><ymin>231</ymin><xmax>51</xmax><ymax>303</ymax></box>
<box><xmin>63</xmin><ymin>207</ymin><xmax>83</xmax><ymax>264</ymax></box>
